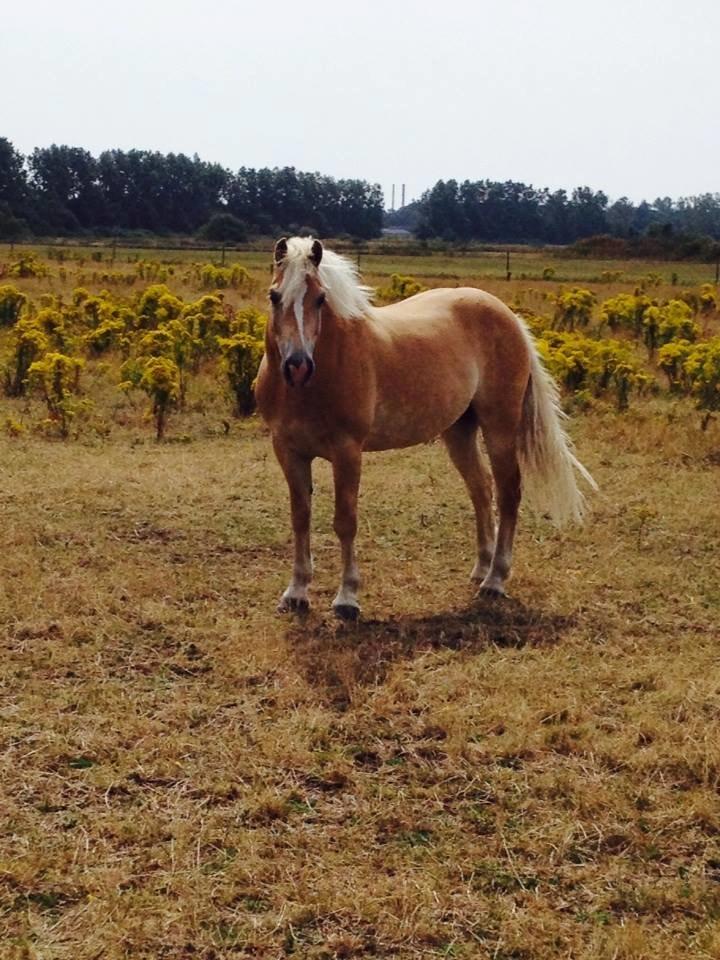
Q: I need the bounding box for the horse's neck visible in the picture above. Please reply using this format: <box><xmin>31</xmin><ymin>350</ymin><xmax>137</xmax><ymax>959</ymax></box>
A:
<box><xmin>322</xmin><ymin>309</ymin><xmax>354</xmax><ymax>339</ymax></box>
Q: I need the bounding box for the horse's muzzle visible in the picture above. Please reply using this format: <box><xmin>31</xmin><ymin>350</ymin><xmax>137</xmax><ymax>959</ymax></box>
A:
<box><xmin>283</xmin><ymin>351</ymin><xmax>315</xmax><ymax>387</ymax></box>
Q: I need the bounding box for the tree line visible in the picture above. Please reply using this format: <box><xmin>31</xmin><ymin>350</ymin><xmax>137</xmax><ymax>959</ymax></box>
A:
<box><xmin>2</xmin><ymin>137</ymin><xmax>719</xmax><ymax>247</ymax></box>
<box><xmin>0</xmin><ymin>139</ymin><xmax>384</xmax><ymax>240</ymax></box>
<box><xmin>392</xmin><ymin>179</ymin><xmax>720</xmax><ymax>248</ymax></box>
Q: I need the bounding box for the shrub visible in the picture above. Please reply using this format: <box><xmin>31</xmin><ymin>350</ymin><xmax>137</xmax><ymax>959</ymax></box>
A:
<box><xmin>8</xmin><ymin>251</ymin><xmax>48</xmax><ymax>279</ymax></box>
<box><xmin>135</xmin><ymin>317</ymin><xmax>205</xmax><ymax>407</ymax></box>
<box><xmin>682</xmin><ymin>337</ymin><xmax>720</xmax><ymax>427</ymax></box>
<box><xmin>678</xmin><ymin>289</ymin><xmax>701</xmax><ymax>314</ymax></box>
<box><xmin>699</xmin><ymin>283</ymin><xmax>718</xmax><ymax>315</ymax></box>
<box><xmin>198</xmin><ymin>263</ymin><xmax>254</xmax><ymax>293</ymax></box>
<box><xmin>0</xmin><ymin>284</ymin><xmax>26</xmax><ymax>326</ymax></box>
<box><xmin>599</xmin><ymin>293</ymin><xmax>651</xmax><ymax>336</ymax></box>
<box><xmin>642</xmin><ymin>300</ymin><xmax>699</xmax><ymax>357</ymax></box>
<box><xmin>639</xmin><ymin>272</ymin><xmax>663</xmax><ymax>289</ymax></box>
<box><xmin>181</xmin><ymin>295</ymin><xmax>230</xmax><ymax>363</ymax></box>
<box><xmin>537</xmin><ymin>331</ymin><xmax>591</xmax><ymax>392</ymax></box>
<box><xmin>120</xmin><ymin>355</ymin><xmax>180</xmax><ymax>441</ymax></box>
<box><xmin>232</xmin><ymin>307</ymin><xmax>266</xmax><ymax>339</ymax></box>
<box><xmin>518</xmin><ymin>311</ymin><xmax>552</xmax><ymax>336</ymax></box>
<box><xmin>657</xmin><ymin>339</ymin><xmax>694</xmax><ymax>392</ymax></box>
<box><xmin>71</xmin><ymin>287</ymin><xmax>90</xmax><ymax>306</ymax></box>
<box><xmin>122</xmin><ymin>297</ymin><xmax>226</xmax><ymax>419</ymax></box>
<box><xmin>376</xmin><ymin>274</ymin><xmax>427</xmax><ymax>303</ymax></box>
<box><xmin>218</xmin><ymin>333</ymin><xmax>264</xmax><ymax>417</ymax></box>
<box><xmin>4</xmin><ymin>416</ymin><xmax>24</xmax><ymax>438</ymax></box>
<box><xmin>136</xmin><ymin>261</ymin><xmax>169</xmax><ymax>283</ymax></box>
<box><xmin>136</xmin><ymin>284</ymin><xmax>183</xmax><ymax>328</ymax></box>
<box><xmin>34</xmin><ymin>307</ymin><xmax>73</xmax><ymax>352</ymax></box>
<box><xmin>538</xmin><ymin>331</ymin><xmax>648</xmax><ymax>411</ymax></box>
<box><xmin>600</xmin><ymin>269</ymin><xmax>624</xmax><ymax>283</ymax></box>
<box><xmin>77</xmin><ymin>294</ymin><xmax>107</xmax><ymax>327</ymax></box>
<box><xmin>27</xmin><ymin>352</ymin><xmax>89</xmax><ymax>439</ymax></box>
<box><xmin>3</xmin><ymin>318</ymin><xmax>49</xmax><ymax>396</ymax></box>
<box><xmin>218</xmin><ymin>308</ymin><xmax>266</xmax><ymax>416</ymax></box>
<box><xmin>552</xmin><ymin>288</ymin><xmax>596</xmax><ymax>331</ymax></box>
<box><xmin>84</xmin><ymin>318</ymin><xmax>128</xmax><ymax>356</ymax></box>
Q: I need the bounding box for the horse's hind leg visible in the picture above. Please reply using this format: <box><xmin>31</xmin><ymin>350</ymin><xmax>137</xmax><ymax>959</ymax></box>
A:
<box><xmin>442</xmin><ymin>414</ymin><xmax>496</xmax><ymax>583</ymax></box>
<box><xmin>273</xmin><ymin>440</ymin><xmax>314</xmax><ymax>614</ymax></box>
<box><xmin>478</xmin><ymin>421</ymin><xmax>522</xmax><ymax>596</ymax></box>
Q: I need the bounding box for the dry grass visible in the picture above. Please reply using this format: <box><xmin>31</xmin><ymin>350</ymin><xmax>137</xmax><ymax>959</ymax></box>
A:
<box><xmin>1</xmin><ymin>248</ymin><xmax>720</xmax><ymax>958</ymax></box>
<box><xmin>1</xmin><ymin>406</ymin><xmax>719</xmax><ymax>959</ymax></box>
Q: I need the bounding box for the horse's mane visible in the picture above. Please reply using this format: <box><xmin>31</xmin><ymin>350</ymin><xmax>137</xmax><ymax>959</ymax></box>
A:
<box><xmin>280</xmin><ymin>237</ymin><xmax>374</xmax><ymax>321</ymax></box>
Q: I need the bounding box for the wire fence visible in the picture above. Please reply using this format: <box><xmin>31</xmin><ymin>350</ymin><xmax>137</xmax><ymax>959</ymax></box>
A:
<box><xmin>1</xmin><ymin>238</ymin><xmax>718</xmax><ymax>283</ymax></box>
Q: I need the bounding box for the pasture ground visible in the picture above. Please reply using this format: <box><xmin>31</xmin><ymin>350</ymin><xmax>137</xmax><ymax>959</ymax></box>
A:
<box><xmin>1</xmin><ymin>246</ymin><xmax>719</xmax><ymax>958</ymax></box>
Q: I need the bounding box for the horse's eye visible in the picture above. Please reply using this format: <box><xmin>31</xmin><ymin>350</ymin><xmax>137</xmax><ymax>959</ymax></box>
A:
<box><xmin>317</xmin><ymin>293</ymin><xmax>326</xmax><ymax>308</ymax></box>
<box><xmin>269</xmin><ymin>289</ymin><xmax>281</xmax><ymax>306</ymax></box>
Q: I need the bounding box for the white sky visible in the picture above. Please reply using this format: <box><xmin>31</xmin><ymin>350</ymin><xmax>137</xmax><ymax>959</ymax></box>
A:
<box><xmin>2</xmin><ymin>0</ymin><xmax>718</xmax><ymax>206</ymax></box>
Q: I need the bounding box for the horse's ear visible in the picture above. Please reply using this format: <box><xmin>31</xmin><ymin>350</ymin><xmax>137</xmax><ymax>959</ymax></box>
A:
<box><xmin>274</xmin><ymin>237</ymin><xmax>288</xmax><ymax>263</ymax></box>
<box><xmin>309</xmin><ymin>239</ymin><xmax>323</xmax><ymax>267</ymax></box>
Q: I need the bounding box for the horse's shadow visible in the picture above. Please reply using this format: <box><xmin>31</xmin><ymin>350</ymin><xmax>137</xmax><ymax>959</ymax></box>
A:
<box><xmin>286</xmin><ymin>595</ymin><xmax>574</xmax><ymax>710</ymax></box>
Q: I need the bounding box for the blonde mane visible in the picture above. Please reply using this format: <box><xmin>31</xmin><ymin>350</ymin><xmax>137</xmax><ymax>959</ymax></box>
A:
<box><xmin>278</xmin><ymin>237</ymin><xmax>375</xmax><ymax>321</ymax></box>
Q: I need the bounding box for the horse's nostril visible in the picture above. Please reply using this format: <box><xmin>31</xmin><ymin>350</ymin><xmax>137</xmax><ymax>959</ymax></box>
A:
<box><xmin>289</xmin><ymin>362</ymin><xmax>308</xmax><ymax>386</ymax></box>
<box><xmin>283</xmin><ymin>352</ymin><xmax>315</xmax><ymax>386</ymax></box>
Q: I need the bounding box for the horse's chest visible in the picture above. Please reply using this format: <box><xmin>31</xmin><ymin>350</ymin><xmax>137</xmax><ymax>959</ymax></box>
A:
<box><xmin>270</xmin><ymin>392</ymin><xmax>371</xmax><ymax>458</ymax></box>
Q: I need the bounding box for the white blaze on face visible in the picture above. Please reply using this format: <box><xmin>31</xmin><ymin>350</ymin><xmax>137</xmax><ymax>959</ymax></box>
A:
<box><xmin>292</xmin><ymin>281</ymin><xmax>307</xmax><ymax>351</ymax></box>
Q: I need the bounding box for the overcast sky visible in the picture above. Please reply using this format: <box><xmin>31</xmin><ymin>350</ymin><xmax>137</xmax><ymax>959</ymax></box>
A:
<box><xmin>2</xmin><ymin>0</ymin><xmax>718</xmax><ymax>206</ymax></box>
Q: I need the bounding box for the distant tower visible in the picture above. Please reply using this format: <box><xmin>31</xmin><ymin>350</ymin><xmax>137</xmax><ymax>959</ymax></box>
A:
<box><xmin>401</xmin><ymin>183</ymin><xmax>406</xmax><ymax>208</ymax></box>
<box><xmin>391</xmin><ymin>184</ymin><xmax>395</xmax><ymax>211</ymax></box>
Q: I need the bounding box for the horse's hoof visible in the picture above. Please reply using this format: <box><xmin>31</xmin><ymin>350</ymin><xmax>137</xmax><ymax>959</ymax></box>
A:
<box><xmin>277</xmin><ymin>596</ymin><xmax>310</xmax><ymax>615</ymax></box>
<box><xmin>478</xmin><ymin>584</ymin><xmax>508</xmax><ymax>599</ymax></box>
<box><xmin>333</xmin><ymin>603</ymin><xmax>360</xmax><ymax>622</ymax></box>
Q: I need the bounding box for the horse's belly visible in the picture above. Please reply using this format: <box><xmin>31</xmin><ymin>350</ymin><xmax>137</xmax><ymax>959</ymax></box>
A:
<box><xmin>365</xmin><ymin>392</ymin><xmax>471</xmax><ymax>451</ymax></box>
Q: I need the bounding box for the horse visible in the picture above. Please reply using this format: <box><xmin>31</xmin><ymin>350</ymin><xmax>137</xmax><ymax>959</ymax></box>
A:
<box><xmin>255</xmin><ymin>236</ymin><xmax>596</xmax><ymax>620</ymax></box>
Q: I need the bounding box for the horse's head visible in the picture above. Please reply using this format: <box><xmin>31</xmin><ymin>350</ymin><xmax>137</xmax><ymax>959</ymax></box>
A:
<box><xmin>269</xmin><ymin>237</ymin><xmax>326</xmax><ymax>387</ymax></box>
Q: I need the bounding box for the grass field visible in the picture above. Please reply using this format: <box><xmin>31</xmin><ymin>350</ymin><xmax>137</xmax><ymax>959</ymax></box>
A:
<box><xmin>10</xmin><ymin>240</ymin><xmax>720</xmax><ymax>280</ymax></box>
<box><xmin>1</xmin><ymin>246</ymin><xmax>720</xmax><ymax>958</ymax></box>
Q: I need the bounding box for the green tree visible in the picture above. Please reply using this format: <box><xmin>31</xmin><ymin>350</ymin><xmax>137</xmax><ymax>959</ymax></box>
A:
<box><xmin>198</xmin><ymin>212</ymin><xmax>248</xmax><ymax>243</ymax></box>
<box><xmin>0</xmin><ymin>138</ymin><xmax>29</xmax><ymax>238</ymax></box>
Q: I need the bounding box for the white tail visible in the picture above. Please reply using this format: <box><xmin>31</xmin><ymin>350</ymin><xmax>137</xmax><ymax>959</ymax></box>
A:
<box><xmin>515</xmin><ymin>319</ymin><xmax>598</xmax><ymax>525</ymax></box>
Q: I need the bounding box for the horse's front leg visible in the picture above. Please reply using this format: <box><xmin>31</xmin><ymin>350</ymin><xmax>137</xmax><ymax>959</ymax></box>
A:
<box><xmin>331</xmin><ymin>443</ymin><xmax>362</xmax><ymax>621</ymax></box>
<box><xmin>274</xmin><ymin>441</ymin><xmax>313</xmax><ymax>614</ymax></box>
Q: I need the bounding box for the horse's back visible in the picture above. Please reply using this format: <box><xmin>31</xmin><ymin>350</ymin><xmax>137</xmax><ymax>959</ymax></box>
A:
<box><xmin>368</xmin><ymin>286</ymin><xmax>530</xmax><ymax>391</ymax></box>
<box><xmin>372</xmin><ymin>286</ymin><xmax>518</xmax><ymax>333</ymax></box>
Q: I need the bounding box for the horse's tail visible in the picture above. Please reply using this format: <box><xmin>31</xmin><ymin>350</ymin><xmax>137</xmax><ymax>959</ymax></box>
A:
<box><xmin>515</xmin><ymin>318</ymin><xmax>598</xmax><ymax>525</ymax></box>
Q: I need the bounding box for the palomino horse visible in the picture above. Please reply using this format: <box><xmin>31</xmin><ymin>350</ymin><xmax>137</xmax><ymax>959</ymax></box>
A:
<box><xmin>256</xmin><ymin>237</ymin><xmax>596</xmax><ymax>620</ymax></box>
